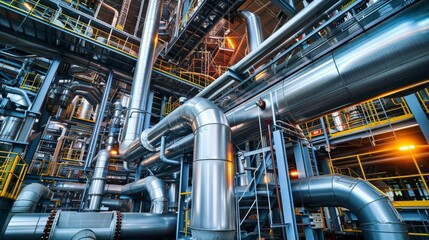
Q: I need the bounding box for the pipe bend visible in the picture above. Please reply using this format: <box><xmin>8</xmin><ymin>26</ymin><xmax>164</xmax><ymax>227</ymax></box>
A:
<box><xmin>12</xmin><ymin>183</ymin><xmax>53</xmax><ymax>213</ymax></box>
<box><xmin>71</xmin><ymin>229</ymin><xmax>97</xmax><ymax>240</ymax></box>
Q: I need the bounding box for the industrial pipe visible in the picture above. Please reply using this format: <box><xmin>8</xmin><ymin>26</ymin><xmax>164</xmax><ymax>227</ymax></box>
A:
<box><xmin>106</xmin><ymin>101</ymin><xmax>123</xmax><ymax>150</ymax></box>
<box><xmin>240</xmin><ymin>11</ymin><xmax>264</xmax><ymax>52</ymax></box>
<box><xmin>119</xmin><ymin>0</ymin><xmax>163</xmax><ymax>158</ymax></box>
<box><xmin>71</xmin><ymin>229</ymin><xmax>97</xmax><ymax>240</ymax></box>
<box><xmin>1</xmin><ymin>211</ymin><xmax>176</xmax><ymax>240</ymax></box>
<box><xmin>87</xmin><ymin>150</ymin><xmax>110</xmax><ymax>211</ymax></box>
<box><xmin>291</xmin><ymin>175</ymin><xmax>409</xmax><ymax>240</ymax></box>
<box><xmin>11</xmin><ymin>183</ymin><xmax>53</xmax><ymax>213</ymax></box>
<box><xmin>123</xmin><ymin>97</ymin><xmax>235</xmax><ymax>239</ymax></box>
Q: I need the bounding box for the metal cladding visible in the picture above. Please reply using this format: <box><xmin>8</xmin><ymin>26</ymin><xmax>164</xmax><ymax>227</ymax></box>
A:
<box><xmin>11</xmin><ymin>183</ymin><xmax>53</xmax><ymax>213</ymax></box>
<box><xmin>71</xmin><ymin>229</ymin><xmax>97</xmax><ymax>240</ymax></box>
<box><xmin>240</xmin><ymin>11</ymin><xmax>264</xmax><ymax>52</ymax></box>
<box><xmin>2</xmin><ymin>212</ymin><xmax>176</xmax><ymax>240</ymax></box>
<box><xmin>292</xmin><ymin>175</ymin><xmax>409</xmax><ymax>240</ymax></box>
<box><xmin>119</xmin><ymin>0</ymin><xmax>163</xmax><ymax>157</ymax></box>
<box><xmin>227</xmin><ymin>0</ymin><xmax>429</xmax><ymax>141</ymax></box>
<box><xmin>87</xmin><ymin>149</ymin><xmax>110</xmax><ymax>211</ymax></box>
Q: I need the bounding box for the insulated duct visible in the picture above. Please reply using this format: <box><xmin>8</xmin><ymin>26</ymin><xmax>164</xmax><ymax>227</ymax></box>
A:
<box><xmin>119</xmin><ymin>0</ymin><xmax>163</xmax><ymax>157</ymax></box>
<box><xmin>123</xmin><ymin>97</ymin><xmax>235</xmax><ymax>239</ymax></box>
<box><xmin>292</xmin><ymin>175</ymin><xmax>408</xmax><ymax>240</ymax></box>
<box><xmin>1</xmin><ymin>211</ymin><xmax>176</xmax><ymax>240</ymax></box>
<box><xmin>58</xmin><ymin>81</ymin><xmax>102</xmax><ymax>107</ymax></box>
<box><xmin>11</xmin><ymin>183</ymin><xmax>53</xmax><ymax>213</ymax></box>
<box><xmin>87</xmin><ymin>150</ymin><xmax>110</xmax><ymax>211</ymax></box>
<box><xmin>240</xmin><ymin>11</ymin><xmax>264</xmax><ymax>52</ymax></box>
<box><xmin>71</xmin><ymin>229</ymin><xmax>97</xmax><ymax>240</ymax></box>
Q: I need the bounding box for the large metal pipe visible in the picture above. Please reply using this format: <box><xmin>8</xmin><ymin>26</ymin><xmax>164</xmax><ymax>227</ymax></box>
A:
<box><xmin>119</xmin><ymin>0</ymin><xmax>163</xmax><ymax>157</ymax></box>
<box><xmin>240</xmin><ymin>11</ymin><xmax>264</xmax><ymax>52</ymax></box>
<box><xmin>71</xmin><ymin>229</ymin><xmax>97</xmax><ymax>240</ymax></box>
<box><xmin>139</xmin><ymin>0</ymin><xmax>429</xmax><ymax>169</ymax></box>
<box><xmin>123</xmin><ymin>97</ymin><xmax>235</xmax><ymax>239</ymax></box>
<box><xmin>291</xmin><ymin>175</ymin><xmax>408</xmax><ymax>240</ymax></box>
<box><xmin>1</xmin><ymin>212</ymin><xmax>176</xmax><ymax>240</ymax></box>
<box><xmin>87</xmin><ymin>150</ymin><xmax>110</xmax><ymax>211</ymax></box>
<box><xmin>11</xmin><ymin>183</ymin><xmax>53</xmax><ymax>213</ymax></box>
<box><xmin>197</xmin><ymin>0</ymin><xmax>339</xmax><ymax>99</ymax></box>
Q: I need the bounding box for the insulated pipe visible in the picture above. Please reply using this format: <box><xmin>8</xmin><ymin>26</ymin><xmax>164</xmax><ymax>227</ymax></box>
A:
<box><xmin>94</xmin><ymin>2</ymin><xmax>119</xmax><ymax>27</ymax></box>
<box><xmin>71</xmin><ymin>229</ymin><xmax>97</xmax><ymax>240</ymax></box>
<box><xmin>11</xmin><ymin>183</ymin><xmax>53</xmax><ymax>213</ymax></box>
<box><xmin>87</xmin><ymin>150</ymin><xmax>110</xmax><ymax>211</ymax></box>
<box><xmin>291</xmin><ymin>175</ymin><xmax>408</xmax><ymax>240</ymax></box>
<box><xmin>123</xmin><ymin>97</ymin><xmax>235</xmax><ymax>239</ymax></box>
<box><xmin>1</xmin><ymin>212</ymin><xmax>176</xmax><ymax>240</ymax></box>
<box><xmin>119</xmin><ymin>0</ymin><xmax>163</xmax><ymax>157</ymax></box>
<box><xmin>106</xmin><ymin>101</ymin><xmax>123</xmax><ymax>150</ymax></box>
<box><xmin>2</xmin><ymin>85</ymin><xmax>32</xmax><ymax>108</ymax></box>
<box><xmin>120</xmin><ymin>176</ymin><xmax>168</xmax><ymax>214</ymax></box>
<box><xmin>197</xmin><ymin>0</ymin><xmax>339</xmax><ymax>99</ymax></box>
<box><xmin>240</xmin><ymin>11</ymin><xmax>264</xmax><ymax>52</ymax></box>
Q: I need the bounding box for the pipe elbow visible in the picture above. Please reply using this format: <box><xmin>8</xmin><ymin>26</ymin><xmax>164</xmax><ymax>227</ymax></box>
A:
<box><xmin>12</xmin><ymin>183</ymin><xmax>53</xmax><ymax>213</ymax></box>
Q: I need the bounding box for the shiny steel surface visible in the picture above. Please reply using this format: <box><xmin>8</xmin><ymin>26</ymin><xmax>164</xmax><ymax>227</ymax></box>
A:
<box><xmin>11</xmin><ymin>183</ymin><xmax>53</xmax><ymax>213</ymax></box>
<box><xmin>240</xmin><ymin>11</ymin><xmax>263</xmax><ymax>52</ymax></box>
<box><xmin>87</xmin><ymin>150</ymin><xmax>110</xmax><ymax>211</ymax></box>
<box><xmin>2</xmin><ymin>212</ymin><xmax>176</xmax><ymax>240</ymax></box>
<box><xmin>120</xmin><ymin>176</ymin><xmax>168</xmax><ymax>214</ymax></box>
<box><xmin>106</xmin><ymin>101</ymin><xmax>123</xmax><ymax>150</ymax></box>
<box><xmin>227</xmin><ymin>0</ymin><xmax>429</xmax><ymax>141</ymax></box>
<box><xmin>120</xmin><ymin>0</ymin><xmax>163</xmax><ymax>156</ymax></box>
<box><xmin>0</xmin><ymin>116</ymin><xmax>23</xmax><ymax>140</ymax></box>
<box><xmin>77</xmin><ymin>99</ymin><xmax>93</xmax><ymax>120</ymax></box>
<box><xmin>197</xmin><ymin>0</ymin><xmax>337</xmax><ymax>99</ymax></box>
<box><xmin>71</xmin><ymin>229</ymin><xmax>97</xmax><ymax>240</ymax></box>
<box><xmin>292</xmin><ymin>175</ymin><xmax>408</xmax><ymax>240</ymax></box>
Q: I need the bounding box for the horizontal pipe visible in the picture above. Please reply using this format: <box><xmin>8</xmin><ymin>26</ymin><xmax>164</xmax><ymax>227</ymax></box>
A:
<box><xmin>292</xmin><ymin>175</ymin><xmax>409</xmax><ymax>240</ymax></box>
<box><xmin>1</xmin><ymin>212</ymin><xmax>176</xmax><ymax>240</ymax></box>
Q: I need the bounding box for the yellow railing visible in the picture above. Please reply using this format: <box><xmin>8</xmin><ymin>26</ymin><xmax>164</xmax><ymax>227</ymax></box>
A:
<box><xmin>28</xmin><ymin>159</ymin><xmax>81</xmax><ymax>178</ymax></box>
<box><xmin>329</xmin><ymin>145</ymin><xmax>429</xmax><ymax>200</ymax></box>
<box><xmin>0</xmin><ymin>151</ymin><xmax>28</xmax><ymax>200</ymax></box>
<box><xmin>301</xmin><ymin>97</ymin><xmax>413</xmax><ymax>140</ymax></box>
<box><xmin>61</xmin><ymin>147</ymin><xmax>83</xmax><ymax>161</ymax></box>
<box><xmin>20</xmin><ymin>72</ymin><xmax>42</xmax><ymax>92</ymax></box>
<box><xmin>1</xmin><ymin>0</ymin><xmax>139</xmax><ymax>57</ymax></box>
<box><xmin>416</xmin><ymin>88</ymin><xmax>429</xmax><ymax>114</ymax></box>
<box><xmin>163</xmin><ymin>97</ymin><xmax>181</xmax><ymax>116</ymax></box>
<box><xmin>154</xmin><ymin>59</ymin><xmax>215</xmax><ymax>89</ymax></box>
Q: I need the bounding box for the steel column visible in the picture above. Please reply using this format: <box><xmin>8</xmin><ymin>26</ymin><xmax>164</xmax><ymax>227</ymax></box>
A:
<box><xmin>404</xmin><ymin>93</ymin><xmax>429</xmax><ymax>144</ymax></box>
<box><xmin>273</xmin><ymin>130</ymin><xmax>298</xmax><ymax>240</ymax></box>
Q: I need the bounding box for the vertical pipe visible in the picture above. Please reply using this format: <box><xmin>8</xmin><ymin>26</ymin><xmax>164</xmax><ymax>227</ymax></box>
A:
<box><xmin>120</xmin><ymin>0</ymin><xmax>163</xmax><ymax>156</ymax></box>
<box><xmin>87</xmin><ymin>149</ymin><xmax>110</xmax><ymax>211</ymax></box>
<box><xmin>84</xmin><ymin>70</ymin><xmax>113</xmax><ymax>170</ymax></box>
<box><xmin>239</xmin><ymin>11</ymin><xmax>264</xmax><ymax>52</ymax></box>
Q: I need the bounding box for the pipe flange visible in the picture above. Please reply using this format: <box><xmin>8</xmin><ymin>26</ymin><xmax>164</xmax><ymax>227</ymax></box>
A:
<box><xmin>41</xmin><ymin>210</ymin><xmax>57</xmax><ymax>240</ymax></box>
<box><xmin>141</xmin><ymin>129</ymin><xmax>155</xmax><ymax>151</ymax></box>
<box><xmin>114</xmin><ymin>211</ymin><xmax>122</xmax><ymax>240</ymax></box>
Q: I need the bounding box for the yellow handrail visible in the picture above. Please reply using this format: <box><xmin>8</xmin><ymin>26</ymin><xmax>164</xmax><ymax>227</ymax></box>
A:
<box><xmin>0</xmin><ymin>151</ymin><xmax>28</xmax><ymax>200</ymax></box>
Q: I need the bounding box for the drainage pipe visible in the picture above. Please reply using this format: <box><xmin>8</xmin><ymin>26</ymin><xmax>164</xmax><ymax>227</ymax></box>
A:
<box><xmin>291</xmin><ymin>175</ymin><xmax>408</xmax><ymax>240</ymax></box>
<box><xmin>123</xmin><ymin>97</ymin><xmax>235</xmax><ymax>239</ymax></box>
<box><xmin>11</xmin><ymin>183</ymin><xmax>53</xmax><ymax>213</ymax></box>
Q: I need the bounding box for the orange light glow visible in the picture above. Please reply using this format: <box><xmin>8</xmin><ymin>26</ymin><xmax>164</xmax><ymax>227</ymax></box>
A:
<box><xmin>399</xmin><ymin>145</ymin><xmax>415</xmax><ymax>151</ymax></box>
<box><xmin>110</xmin><ymin>149</ymin><xmax>118</xmax><ymax>155</ymax></box>
<box><xmin>226</xmin><ymin>37</ymin><xmax>235</xmax><ymax>49</ymax></box>
<box><xmin>23</xmin><ymin>2</ymin><xmax>33</xmax><ymax>11</ymax></box>
<box><xmin>290</xmin><ymin>170</ymin><xmax>298</xmax><ymax>177</ymax></box>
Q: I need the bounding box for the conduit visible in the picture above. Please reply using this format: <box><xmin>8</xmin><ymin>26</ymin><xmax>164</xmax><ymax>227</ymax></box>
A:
<box><xmin>291</xmin><ymin>175</ymin><xmax>408</xmax><ymax>240</ymax></box>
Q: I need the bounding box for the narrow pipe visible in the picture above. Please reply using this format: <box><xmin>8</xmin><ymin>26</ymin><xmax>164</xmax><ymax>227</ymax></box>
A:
<box><xmin>106</xmin><ymin>101</ymin><xmax>123</xmax><ymax>150</ymax></box>
<box><xmin>87</xmin><ymin>150</ymin><xmax>110</xmax><ymax>211</ymax></box>
<box><xmin>239</xmin><ymin>11</ymin><xmax>264</xmax><ymax>52</ymax></box>
<box><xmin>291</xmin><ymin>175</ymin><xmax>409</xmax><ymax>240</ymax></box>
<box><xmin>11</xmin><ymin>183</ymin><xmax>53</xmax><ymax>213</ymax></box>
<box><xmin>119</xmin><ymin>0</ymin><xmax>163</xmax><ymax>157</ymax></box>
<box><xmin>160</xmin><ymin>136</ymin><xmax>180</xmax><ymax>165</ymax></box>
<box><xmin>2</xmin><ymin>85</ymin><xmax>32</xmax><ymax>108</ymax></box>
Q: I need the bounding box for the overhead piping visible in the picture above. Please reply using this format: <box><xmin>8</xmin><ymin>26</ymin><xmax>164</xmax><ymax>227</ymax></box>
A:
<box><xmin>291</xmin><ymin>175</ymin><xmax>408</xmax><ymax>240</ymax></box>
<box><xmin>122</xmin><ymin>97</ymin><xmax>235</xmax><ymax>239</ymax></box>
<box><xmin>11</xmin><ymin>183</ymin><xmax>53</xmax><ymax>213</ymax></box>
<box><xmin>239</xmin><ymin>11</ymin><xmax>264</xmax><ymax>52</ymax></box>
